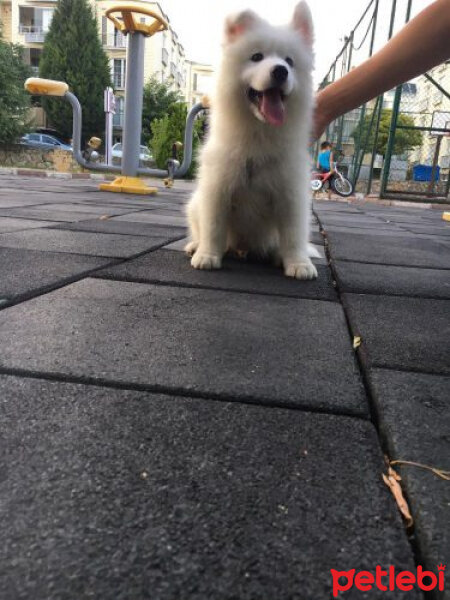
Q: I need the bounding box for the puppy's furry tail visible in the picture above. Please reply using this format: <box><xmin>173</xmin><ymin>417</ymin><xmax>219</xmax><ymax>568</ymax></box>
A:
<box><xmin>307</xmin><ymin>243</ymin><xmax>321</xmax><ymax>259</ymax></box>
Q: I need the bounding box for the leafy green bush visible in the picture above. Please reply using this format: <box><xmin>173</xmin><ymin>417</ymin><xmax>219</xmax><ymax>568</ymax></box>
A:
<box><xmin>151</xmin><ymin>102</ymin><xmax>203</xmax><ymax>178</ymax></box>
<box><xmin>0</xmin><ymin>33</ymin><xmax>31</xmax><ymax>143</ymax></box>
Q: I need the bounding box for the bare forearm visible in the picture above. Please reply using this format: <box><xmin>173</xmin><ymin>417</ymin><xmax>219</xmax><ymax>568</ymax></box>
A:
<box><xmin>316</xmin><ymin>0</ymin><xmax>450</xmax><ymax>125</ymax></box>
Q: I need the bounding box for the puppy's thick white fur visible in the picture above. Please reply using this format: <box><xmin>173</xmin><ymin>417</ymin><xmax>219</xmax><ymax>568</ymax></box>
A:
<box><xmin>186</xmin><ymin>2</ymin><xmax>317</xmax><ymax>280</ymax></box>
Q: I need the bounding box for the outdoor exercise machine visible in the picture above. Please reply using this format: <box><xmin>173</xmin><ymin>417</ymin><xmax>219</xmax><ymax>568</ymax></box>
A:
<box><xmin>24</xmin><ymin>3</ymin><xmax>207</xmax><ymax>194</ymax></box>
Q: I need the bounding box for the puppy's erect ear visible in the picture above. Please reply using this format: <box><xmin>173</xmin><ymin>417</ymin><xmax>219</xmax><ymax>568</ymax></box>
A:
<box><xmin>291</xmin><ymin>1</ymin><xmax>314</xmax><ymax>46</ymax></box>
<box><xmin>224</xmin><ymin>10</ymin><xmax>260</xmax><ymax>43</ymax></box>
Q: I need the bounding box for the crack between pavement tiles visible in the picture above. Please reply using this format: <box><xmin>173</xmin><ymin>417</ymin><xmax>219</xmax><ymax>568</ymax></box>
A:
<box><xmin>314</xmin><ymin>208</ymin><xmax>436</xmax><ymax>595</ymax></box>
<box><xmin>0</xmin><ymin>366</ymin><xmax>369</xmax><ymax>421</ymax></box>
<box><xmin>0</xmin><ymin>235</ymin><xmax>185</xmax><ymax>311</ymax></box>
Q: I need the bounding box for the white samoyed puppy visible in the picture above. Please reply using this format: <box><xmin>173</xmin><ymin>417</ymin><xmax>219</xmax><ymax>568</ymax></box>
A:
<box><xmin>185</xmin><ymin>1</ymin><xmax>318</xmax><ymax>279</ymax></box>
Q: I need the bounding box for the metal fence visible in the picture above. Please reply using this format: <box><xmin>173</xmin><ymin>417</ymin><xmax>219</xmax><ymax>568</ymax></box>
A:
<box><xmin>315</xmin><ymin>0</ymin><xmax>450</xmax><ymax>202</ymax></box>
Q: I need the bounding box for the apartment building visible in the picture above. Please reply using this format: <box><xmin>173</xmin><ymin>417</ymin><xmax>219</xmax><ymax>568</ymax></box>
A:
<box><xmin>185</xmin><ymin>60</ymin><xmax>214</xmax><ymax>107</ymax></box>
<box><xmin>0</xmin><ymin>0</ymin><xmax>209</xmax><ymax>141</ymax></box>
<box><xmin>409</xmin><ymin>61</ymin><xmax>450</xmax><ymax>170</ymax></box>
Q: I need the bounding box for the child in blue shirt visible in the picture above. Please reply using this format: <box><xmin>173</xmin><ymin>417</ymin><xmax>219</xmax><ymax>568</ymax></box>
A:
<box><xmin>317</xmin><ymin>141</ymin><xmax>335</xmax><ymax>199</ymax></box>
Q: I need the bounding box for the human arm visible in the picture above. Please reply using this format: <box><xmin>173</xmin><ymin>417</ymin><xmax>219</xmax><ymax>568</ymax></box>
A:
<box><xmin>313</xmin><ymin>0</ymin><xmax>450</xmax><ymax>139</ymax></box>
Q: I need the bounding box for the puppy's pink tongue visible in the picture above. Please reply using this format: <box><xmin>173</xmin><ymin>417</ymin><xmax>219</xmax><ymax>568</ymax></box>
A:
<box><xmin>261</xmin><ymin>89</ymin><xmax>285</xmax><ymax>126</ymax></box>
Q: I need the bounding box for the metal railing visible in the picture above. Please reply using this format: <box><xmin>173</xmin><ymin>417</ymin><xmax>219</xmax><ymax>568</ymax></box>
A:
<box><xmin>19</xmin><ymin>25</ymin><xmax>46</xmax><ymax>43</ymax></box>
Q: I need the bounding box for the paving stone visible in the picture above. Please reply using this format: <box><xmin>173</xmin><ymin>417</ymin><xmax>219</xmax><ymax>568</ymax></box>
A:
<box><xmin>113</xmin><ymin>211</ymin><xmax>187</xmax><ymax>227</ymax></box>
<box><xmin>403</xmin><ymin>224</ymin><xmax>450</xmax><ymax>237</ymax></box>
<box><xmin>334</xmin><ymin>261</ymin><xmax>450</xmax><ymax>299</ymax></box>
<box><xmin>317</xmin><ymin>214</ymin><xmax>390</xmax><ymax>228</ymax></box>
<box><xmin>0</xmin><ymin>247</ymin><xmax>114</xmax><ymax>303</ymax></box>
<box><xmin>326</xmin><ymin>230</ymin><xmax>450</xmax><ymax>268</ymax></box>
<box><xmin>0</xmin><ymin>217</ymin><xmax>54</xmax><ymax>233</ymax></box>
<box><xmin>37</xmin><ymin>203</ymin><xmax>136</xmax><ymax>216</ymax></box>
<box><xmin>323</xmin><ymin>225</ymin><xmax>418</xmax><ymax>237</ymax></box>
<box><xmin>95</xmin><ymin>249</ymin><xmax>336</xmax><ymax>301</ymax></box>
<box><xmin>0</xmin><ymin>375</ymin><xmax>418</xmax><ymax>600</ymax></box>
<box><xmin>369</xmin><ymin>368</ymin><xmax>450</xmax><ymax>592</ymax></box>
<box><xmin>0</xmin><ymin>207</ymin><xmax>102</xmax><ymax>222</ymax></box>
<box><xmin>0</xmin><ymin>228</ymin><xmax>167</xmax><ymax>258</ymax></box>
<box><xmin>50</xmin><ymin>219</ymin><xmax>186</xmax><ymax>239</ymax></box>
<box><xmin>369</xmin><ymin>214</ymin><xmax>439</xmax><ymax>225</ymax></box>
<box><xmin>343</xmin><ymin>293</ymin><xmax>450</xmax><ymax>375</ymax></box>
<box><xmin>0</xmin><ymin>197</ymin><xmax>50</xmax><ymax>208</ymax></box>
<box><xmin>313</xmin><ymin>201</ymin><xmax>362</xmax><ymax>213</ymax></box>
<box><xmin>0</xmin><ymin>279</ymin><xmax>366</xmax><ymax>414</ymax></box>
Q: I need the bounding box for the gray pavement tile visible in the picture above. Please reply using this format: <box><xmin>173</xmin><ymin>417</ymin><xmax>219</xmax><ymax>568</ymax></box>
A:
<box><xmin>322</xmin><ymin>225</ymin><xmax>418</xmax><ymax>237</ymax></box>
<box><xmin>94</xmin><ymin>249</ymin><xmax>335</xmax><ymax>301</ymax></box>
<box><xmin>326</xmin><ymin>231</ymin><xmax>450</xmax><ymax>268</ymax></box>
<box><xmin>368</xmin><ymin>214</ymin><xmax>440</xmax><ymax>225</ymax></box>
<box><xmin>50</xmin><ymin>219</ymin><xmax>186</xmax><ymax>238</ymax></box>
<box><xmin>0</xmin><ymin>197</ymin><xmax>50</xmax><ymax>208</ymax></box>
<box><xmin>343</xmin><ymin>293</ymin><xmax>450</xmax><ymax>375</ymax></box>
<box><xmin>403</xmin><ymin>224</ymin><xmax>450</xmax><ymax>237</ymax></box>
<box><xmin>112</xmin><ymin>211</ymin><xmax>187</xmax><ymax>227</ymax></box>
<box><xmin>318</xmin><ymin>214</ymin><xmax>400</xmax><ymax>229</ymax></box>
<box><xmin>0</xmin><ymin>217</ymin><xmax>55</xmax><ymax>233</ymax></box>
<box><xmin>0</xmin><ymin>279</ymin><xmax>366</xmax><ymax>414</ymax></box>
<box><xmin>0</xmin><ymin>207</ymin><xmax>102</xmax><ymax>222</ymax></box>
<box><xmin>313</xmin><ymin>201</ymin><xmax>362</xmax><ymax>213</ymax></box>
<box><xmin>369</xmin><ymin>368</ymin><xmax>450</xmax><ymax>590</ymax></box>
<box><xmin>36</xmin><ymin>203</ymin><xmax>137</xmax><ymax>216</ymax></box>
<box><xmin>334</xmin><ymin>261</ymin><xmax>450</xmax><ymax>299</ymax></box>
<box><xmin>0</xmin><ymin>375</ymin><xmax>418</xmax><ymax>600</ymax></box>
<box><xmin>0</xmin><ymin>247</ymin><xmax>114</xmax><ymax>303</ymax></box>
<box><xmin>0</xmin><ymin>229</ymin><xmax>167</xmax><ymax>258</ymax></box>
<box><xmin>163</xmin><ymin>238</ymin><xmax>325</xmax><ymax>255</ymax></box>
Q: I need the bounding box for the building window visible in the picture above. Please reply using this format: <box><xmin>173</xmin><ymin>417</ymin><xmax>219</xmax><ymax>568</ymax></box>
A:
<box><xmin>112</xmin><ymin>59</ymin><xmax>126</xmax><ymax>89</ymax></box>
<box><xmin>113</xmin><ymin>96</ymin><xmax>124</xmax><ymax>127</ymax></box>
<box><xmin>193</xmin><ymin>73</ymin><xmax>198</xmax><ymax>91</ymax></box>
<box><xmin>19</xmin><ymin>7</ymin><xmax>53</xmax><ymax>33</ymax></box>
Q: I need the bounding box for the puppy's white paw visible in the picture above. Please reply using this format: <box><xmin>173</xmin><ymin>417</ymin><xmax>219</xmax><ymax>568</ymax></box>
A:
<box><xmin>191</xmin><ymin>251</ymin><xmax>222</xmax><ymax>270</ymax></box>
<box><xmin>184</xmin><ymin>241</ymin><xmax>198</xmax><ymax>256</ymax></box>
<box><xmin>284</xmin><ymin>259</ymin><xmax>318</xmax><ymax>280</ymax></box>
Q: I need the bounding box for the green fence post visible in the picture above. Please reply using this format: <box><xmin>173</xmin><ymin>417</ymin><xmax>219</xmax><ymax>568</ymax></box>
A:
<box><xmin>380</xmin><ymin>0</ymin><xmax>413</xmax><ymax>199</ymax></box>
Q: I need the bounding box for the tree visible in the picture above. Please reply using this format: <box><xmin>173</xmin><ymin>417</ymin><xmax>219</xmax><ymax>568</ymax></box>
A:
<box><xmin>351</xmin><ymin>108</ymin><xmax>423</xmax><ymax>156</ymax></box>
<box><xmin>39</xmin><ymin>0</ymin><xmax>111</xmax><ymax>142</ymax></box>
<box><xmin>0</xmin><ymin>33</ymin><xmax>31</xmax><ymax>143</ymax></box>
<box><xmin>150</xmin><ymin>102</ymin><xmax>203</xmax><ymax>178</ymax></box>
<box><xmin>142</xmin><ymin>77</ymin><xmax>182</xmax><ymax>144</ymax></box>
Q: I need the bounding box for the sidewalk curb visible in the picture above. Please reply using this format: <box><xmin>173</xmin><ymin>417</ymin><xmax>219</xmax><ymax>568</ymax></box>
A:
<box><xmin>318</xmin><ymin>193</ymin><xmax>450</xmax><ymax>211</ymax></box>
<box><xmin>0</xmin><ymin>167</ymin><xmax>115</xmax><ymax>181</ymax></box>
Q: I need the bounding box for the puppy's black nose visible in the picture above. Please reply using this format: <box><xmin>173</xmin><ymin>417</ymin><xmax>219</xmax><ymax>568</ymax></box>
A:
<box><xmin>272</xmin><ymin>65</ymin><xmax>288</xmax><ymax>83</ymax></box>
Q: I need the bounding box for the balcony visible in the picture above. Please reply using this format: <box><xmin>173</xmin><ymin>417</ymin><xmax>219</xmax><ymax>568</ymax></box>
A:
<box><xmin>161</xmin><ymin>47</ymin><xmax>168</xmax><ymax>66</ymax></box>
<box><xmin>102</xmin><ymin>33</ymin><xmax>127</xmax><ymax>49</ymax></box>
<box><xmin>19</xmin><ymin>25</ymin><xmax>46</xmax><ymax>43</ymax></box>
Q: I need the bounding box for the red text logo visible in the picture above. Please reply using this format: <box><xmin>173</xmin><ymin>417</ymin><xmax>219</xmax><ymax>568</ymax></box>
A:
<box><xmin>330</xmin><ymin>564</ymin><xmax>446</xmax><ymax>597</ymax></box>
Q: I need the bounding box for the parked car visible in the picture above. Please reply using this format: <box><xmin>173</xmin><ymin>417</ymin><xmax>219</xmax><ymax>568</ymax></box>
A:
<box><xmin>20</xmin><ymin>133</ymin><xmax>73</xmax><ymax>152</ymax></box>
<box><xmin>111</xmin><ymin>143</ymin><xmax>153</xmax><ymax>165</ymax></box>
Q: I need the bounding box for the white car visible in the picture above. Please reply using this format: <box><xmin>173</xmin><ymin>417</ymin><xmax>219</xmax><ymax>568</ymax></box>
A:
<box><xmin>111</xmin><ymin>143</ymin><xmax>152</xmax><ymax>165</ymax></box>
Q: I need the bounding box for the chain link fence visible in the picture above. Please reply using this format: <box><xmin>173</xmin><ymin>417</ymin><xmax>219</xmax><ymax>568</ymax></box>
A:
<box><xmin>315</xmin><ymin>0</ymin><xmax>450</xmax><ymax>202</ymax></box>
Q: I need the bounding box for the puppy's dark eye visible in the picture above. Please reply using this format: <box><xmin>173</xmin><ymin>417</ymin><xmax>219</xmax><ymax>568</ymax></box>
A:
<box><xmin>286</xmin><ymin>57</ymin><xmax>294</xmax><ymax>67</ymax></box>
<box><xmin>251</xmin><ymin>52</ymin><xmax>264</xmax><ymax>62</ymax></box>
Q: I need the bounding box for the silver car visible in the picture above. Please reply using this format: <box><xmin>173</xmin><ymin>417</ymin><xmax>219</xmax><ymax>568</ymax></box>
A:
<box><xmin>20</xmin><ymin>133</ymin><xmax>73</xmax><ymax>152</ymax></box>
<box><xmin>111</xmin><ymin>143</ymin><xmax>153</xmax><ymax>165</ymax></box>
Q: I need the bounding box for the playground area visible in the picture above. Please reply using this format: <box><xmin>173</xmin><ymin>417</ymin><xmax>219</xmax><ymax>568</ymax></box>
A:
<box><xmin>0</xmin><ymin>172</ymin><xmax>448</xmax><ymax>598</ymax></box>
<box><xmin>0</xmin><ymin>0</ymin><xmax>449</xmax><ymax>597</ymax></box>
